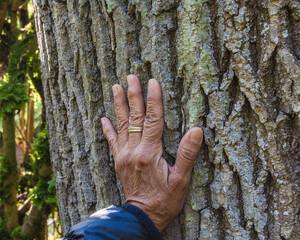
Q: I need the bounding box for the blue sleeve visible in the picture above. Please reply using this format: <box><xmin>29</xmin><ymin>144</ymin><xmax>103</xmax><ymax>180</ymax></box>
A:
<box><xmin>63</xmin><ymin>204</ymin><xmax>163</xmax><ymax>240</ymax></box>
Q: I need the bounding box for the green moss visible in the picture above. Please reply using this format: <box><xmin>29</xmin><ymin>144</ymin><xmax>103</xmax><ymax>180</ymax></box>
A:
<box><xmin>31</xmin><ymin>128</ymin><xmax>50</xmax><ymax>168</ymax></box>
<box><xmin>27</xmin><ymin>128</ymin><xmax>56</xmax><ymax>209</ymax></box>
<box><xmin>0</xmin><ymin>25</ymin><xmax>40</xmax><ymax>115</ymax></box>
<box><xmin>0</xmin><ymin>156</ymin><xmax>12</xmax><ymax>204</ymax></box>
<box><xmin>29</xmin><ymin>178</ymin><xmax>56</xmax><ymax>210</ymax></box>
<box><xmin>0</xmin><ymin>81</ymin><xmax>28</xmax><ymax>115</ymax></box>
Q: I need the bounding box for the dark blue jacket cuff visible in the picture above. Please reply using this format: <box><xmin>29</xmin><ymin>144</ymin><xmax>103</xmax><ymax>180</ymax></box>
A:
<box><xmin>63</xmin><ymin>204</ymin><xmax>163</xmax><ymax>240</ymax></box>
<box><xmin>121</xmin><ymin>204</ymin><xmax>163</xmax><ymax>240</ymax></box>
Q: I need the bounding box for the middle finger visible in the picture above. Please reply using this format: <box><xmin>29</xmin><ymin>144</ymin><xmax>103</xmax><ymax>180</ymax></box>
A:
<box><xmin>127</xmin><ymin>75</ymin><xmax>145</xmax><ymax>148</ymax></box>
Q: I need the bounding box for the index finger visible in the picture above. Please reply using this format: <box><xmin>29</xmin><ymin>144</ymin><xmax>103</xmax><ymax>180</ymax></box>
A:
<box><xmin>142</xmin><ymin>79</ymin><xmax>163</xmax><ymax>144</ymax></box>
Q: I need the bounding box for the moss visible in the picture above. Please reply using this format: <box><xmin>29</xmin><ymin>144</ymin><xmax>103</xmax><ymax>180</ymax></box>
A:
<box><xmin>27</xmin><ymin>128</ymin><xmax>56</xmax><ymax>209</ymax></box>
<box><xmin>0</xmin><ymin>81</ymin><xmax>28</xmax><ymax>115</ymax></box>
<box><xmin>29</xmin><ymin>177</ymin><xmax>56</xmax><ymax>210</ymax></box>
<box><xmin>31</xmin><ymin>128</ymin><xmax>50</xmax><ymax>168</ymax></box>
<box><xmin>0</xmin><ymin>26</ymin><xmax>40</xmax><ymax>115</ymax></box>
<box><xmin>0</xmin><ymin>156</ymin><xmax>12</xmax><ymax>204</ymax></box>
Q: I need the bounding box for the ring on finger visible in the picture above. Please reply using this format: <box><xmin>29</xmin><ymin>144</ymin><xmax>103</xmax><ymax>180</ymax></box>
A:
<box><xmin>128</xmin><ymin>126</ymin><xmax>143</xmax><ymax>133</ymax></box>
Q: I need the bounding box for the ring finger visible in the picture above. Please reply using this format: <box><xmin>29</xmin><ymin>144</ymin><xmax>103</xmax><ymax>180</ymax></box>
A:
<box><xmin>127</xmin><ymin>75</ymin><xmax>145</xmax><ymax>148</ymax></box>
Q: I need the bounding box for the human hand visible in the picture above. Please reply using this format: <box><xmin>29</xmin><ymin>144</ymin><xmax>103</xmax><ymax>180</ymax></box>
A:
<box><xmin>101</xmin><ymin>75</ymin><xmax>203</xmax><ymax>231</ymax></box>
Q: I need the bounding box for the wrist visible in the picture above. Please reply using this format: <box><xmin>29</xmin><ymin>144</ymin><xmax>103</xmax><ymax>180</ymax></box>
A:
<box><xmin>126</xmin><ymin>201</ymin><xmax>169</xmax><ymax>232</ymax></box>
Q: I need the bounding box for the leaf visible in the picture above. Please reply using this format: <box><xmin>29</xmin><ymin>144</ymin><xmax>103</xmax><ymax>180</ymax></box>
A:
<box><xmin>45</xmin><ymin>197</ymin><xmax>57</xmax><ymax>204</ymax></box>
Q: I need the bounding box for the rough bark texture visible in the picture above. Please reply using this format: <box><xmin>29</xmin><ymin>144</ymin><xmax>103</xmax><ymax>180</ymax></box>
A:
<box><xmin>33</xmin><ymin>0</ymin><xmax>299</xmax><ymax>239</ymax></box>
<box><xmin>2</xmin><ymin>114</ymin><xmax>19</xmax><ymax>231</ymax></box>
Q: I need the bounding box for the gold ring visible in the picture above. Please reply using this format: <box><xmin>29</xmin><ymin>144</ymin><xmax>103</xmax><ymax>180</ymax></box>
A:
<box><xmin>128</xmin><ymin>126</ymin><xmax>143</xmax><ymax>133</ymax></box>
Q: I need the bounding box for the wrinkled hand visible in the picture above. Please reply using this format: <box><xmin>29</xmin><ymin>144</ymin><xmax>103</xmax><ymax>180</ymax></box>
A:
<box><xmin>101</xmin><ymin>75</ymin><xmax>203</xmax><ymax>231</ymax></box>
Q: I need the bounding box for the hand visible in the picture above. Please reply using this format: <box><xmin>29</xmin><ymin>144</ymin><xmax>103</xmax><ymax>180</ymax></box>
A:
<box><xmin>101</xmin><ymin>75</ymin><xmax>203</xmax><ymax>231</ymax></box>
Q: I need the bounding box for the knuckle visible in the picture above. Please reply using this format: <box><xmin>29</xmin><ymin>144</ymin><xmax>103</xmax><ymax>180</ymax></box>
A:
<box><xmin>118</xmin><ymin>118</ymin><xmax>128</xmax><ymax>132</ymax></box>
<box><xmin>148</xmin><ymin>93</ymin><xmax>161</xmax><ymax>102</ymax></box>
<box><xmin>143</xmin><ymin>133</ymin><xmax>159</xmax><ymax>144</ymax></box>
<box><xmin>142</xmin><ymin>130</ymin><xmax>163</xmax><ymax>145</ymax></box>
<box><xmin>144</xmin><ymin>115</ymin><xmax>163</xmax><ymax>128</ymax></box>
<box><xmin>132</xmin><ymin>148</ymin><xmax>149</xmax><ymax>169</ymax></box>
<box><xmin>146</xmin><ymin>102</ymin><xmax>162</xmax><ymax>117</ymax></box>
<box><xmin>103</xmin><ymin>128</ymin><xmax>112</xmax><ymax>141</ymax></box>
<box><xmin>124</xmin><ymin>151</ymin><xmax>133</xmax><ymax>165</ymax></box>
<box><xmin>117</xmin><ymin>152</ymin><xmax>132</xmax><ymax>170</ymax></box>
<box><xmin>145</xmin><ymin>112</ymin><xmax>162</xmax><ymax>125</ymax></box>
<box><xmin>135</xmin><ymin>158</ymin><xmax>147</xmax><ymax>170</ymax></box>
<box><xmin>135</xmin><ymin>154</ymin><xmax>147</xmax><ymax>167</ymax></box>
<box><xmin>129</xmin><ymin>113</ymin><xmax>144</xmax><ymax>125</ymax></box>
<box><xmin>114</xmin><ymin>99</ymin><xmax>123</xmax><ymax>111</ymax></box>
<box><xmin>108</xmin><ymin>134</ymin><xmax>117</xmax><ymax>146</ymax></box>
<box><xmin>128</xmin><ymin>88</ymin><xmax>142</xmax><ymax>99</ymax></box>
<box><xmin>102</xmin><ymin>126</ymin><xmax>108</xmax><ymax>136</ymax></box>
<box><xmin>179</xmin><ymin>145</ymin><xmax>197</xmax><ymax>162</ymax></box>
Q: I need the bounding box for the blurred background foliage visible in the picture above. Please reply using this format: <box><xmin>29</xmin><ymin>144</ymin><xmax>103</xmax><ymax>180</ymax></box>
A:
<box><xmin>0</xmin><ymin>1</ymin><xmax>61</xmax><ymax>239</ymax></box>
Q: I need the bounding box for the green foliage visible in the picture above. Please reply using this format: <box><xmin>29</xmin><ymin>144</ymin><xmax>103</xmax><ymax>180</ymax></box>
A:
<box><xmin>0</xmin><ymin>24</ymin><xmax>41</xmax><ymax>115</ymax></box>
<box><xmin>0</xmin><ymin>218</ymin><xmax>11</xmax><ymax>240</ymax></box>
<box><xmin>0</xmin><ymin>218</ymin><xmax>27</xmax><ymax>240</ymax></box>
<box><xmin>0</xmin><ymin>155</ymin><xmax>10</xmax><ymax>179</ymax></box>
<box><xmin>7</xmin><ymin>27</ymin><xmax>41</xmax><ymax>84</ymax></box>
<box><xmin>10</xmin><ymin>226</ymin><xmax>27</xmax><ymax>240</ymax></box>
<box><xmin>29</xmin><ymin>176</ymin><xmax>57</xmax><ymax>210</ymax></box>
<box><xmin>0</xmin><ymin>80</ymin><xmax>28</xmax><ymax>114</ymax></box>
<box><xmin>0</xmin><ymin>155</ymin><xmax>11</xmax><ymax>204</ymax></box>
<box><xmin>31</xmin><ymin>128</ymin><xmax>50</xmax><ymax>169</ymax></box>
<box><xmin>0</xmin><ymin>4</ymin><xmax>58</xmax><ymax>239</ymax></box>
<box><xmin>27</xmin><ymin>128</ymin><xmax>56</xmax><ymax>209</ymax></box>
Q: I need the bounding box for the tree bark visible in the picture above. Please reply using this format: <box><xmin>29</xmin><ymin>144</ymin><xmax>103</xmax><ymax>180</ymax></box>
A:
<box><xmin>26</xmin><ymin>95</ymin><xmax>35</xmax><ymax>143</ymax></box>
<box><xmin>2</xmin><ymin>113</ymin><xmax>19</xmax><ymax>231</ymax></box>
<box><xmin>10</xmin><ymin>0</ymin><xmax>21</xmax><ymax>35</ymax></box>
<box><xmin>33</xmin><ymin>0</ymin><xmax>299</xmax><ymax>239</ymax></box>
<box><xmin>0</xmin><ymin>0</ymin><xmax>9</xmax><ymax>31</ymax></box>
<box><xmin>21</xmin><ymin>205</ymin><xmax>45</xmax><ymax>240</ymax></box>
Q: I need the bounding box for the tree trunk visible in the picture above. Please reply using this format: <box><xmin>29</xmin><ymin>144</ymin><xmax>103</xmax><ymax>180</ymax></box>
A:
<box><xmin>2</xmin><ymin>113</ymin><xmax>19</xmax><ymax>231</ymax></box>
<box><xmin>26</xmin><ymin>96</ymin><xmax>35</xmax><ymax>143</ymax></box>
<box><xmin>32</xmin><ymin>0</ymin><xmax>299</xmax><ymax>239</ymax></box>
<box><xmin>21</xmin><ymin>205</ymin><xmax>45</xmax><ymax>240</ymax></box>
<box><xmin>0</xmin><ymin>0</ymin><xmax>9</xmax><ymax>31</ymax></box>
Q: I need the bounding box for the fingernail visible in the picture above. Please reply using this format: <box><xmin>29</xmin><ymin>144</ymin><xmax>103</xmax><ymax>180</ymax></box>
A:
<box><xmin>101</xmin><ymin>118</ymin><xmax>106</xmax><ymax>125</ymax></box>
<box><xmin>149</xmin><ymin>79</ymin><xmax>158</xmax><ymax>87</ymax></box>
<box><xmin>112</xmin><ymin>85</ymin><xmax>118</xmax><ymax>96</ymax></box>
<box><xmin>190</xmin><ymin>129</ymin><xmax>203</xmax><ymax>145</ymax></box>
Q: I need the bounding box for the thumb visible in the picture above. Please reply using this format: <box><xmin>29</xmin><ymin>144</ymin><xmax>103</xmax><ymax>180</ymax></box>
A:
<box><xmin>174</xmin><ymin>127</ymin><xmax>203</xmax><ymax>177</ymax></box>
